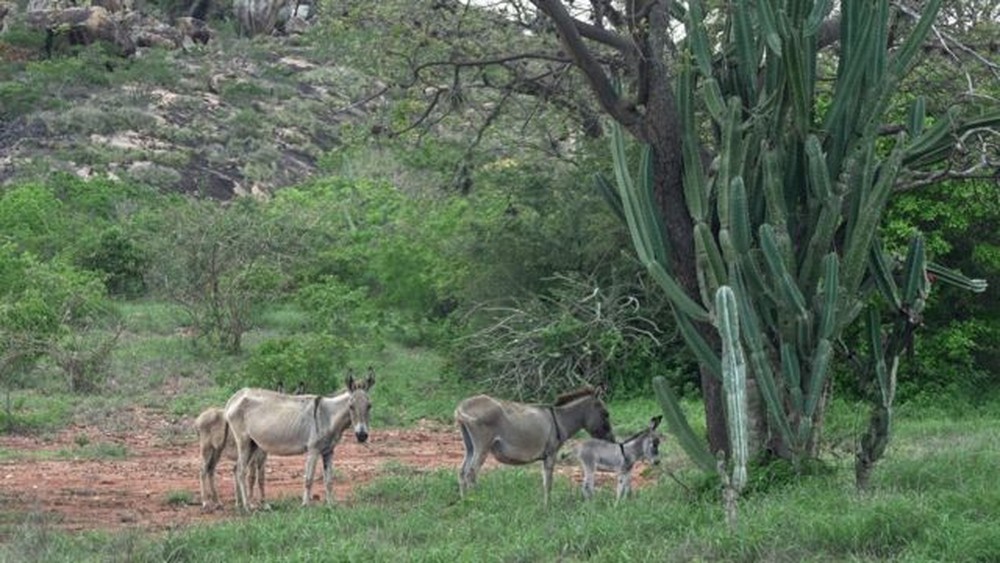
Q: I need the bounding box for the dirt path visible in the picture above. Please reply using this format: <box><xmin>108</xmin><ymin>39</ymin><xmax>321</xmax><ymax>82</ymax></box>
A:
<box><xmin>0</xmin><ymin>410</ymin><xmax>478</xmax><ymax>534</ymax></box>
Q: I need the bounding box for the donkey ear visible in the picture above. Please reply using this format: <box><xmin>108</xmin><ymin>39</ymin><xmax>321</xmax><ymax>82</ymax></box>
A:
<box><xmin>364</xmin><ymin>366</ymin><xmax>376</xmax><ymax>390</ymax></box>
<box><xmin>594</xmin><ymin>382</ymin><xmax>609</xmax><ymax>399</ymax></box>
<box><xmin>649</xmin><ymin>415</ymin><xmax>663</xmax><ymax>430</ymax></box>
<box><xmin>345</xmin><ymin>369</ymin><xmax>357</xmax><ymax>391</ymax></box>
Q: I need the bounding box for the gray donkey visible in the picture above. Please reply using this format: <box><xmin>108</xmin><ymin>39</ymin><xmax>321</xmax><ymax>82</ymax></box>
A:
<box><xmin>224</xmin><ymin>368</ymin><xmax>375</xmax><ymax>509</ymax></box>
<box><xmin>576</xmin><ymin>415</ymin><xmax>662</xmax><ymax>503</ymax></box>
<box><xmin>455</xmin><ymin>386</ymin><xmax>615</xmax><ymax>506</ymax></box>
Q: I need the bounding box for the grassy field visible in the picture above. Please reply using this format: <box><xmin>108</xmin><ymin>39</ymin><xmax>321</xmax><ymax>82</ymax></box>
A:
<box><xmin>2</xmin><ymin>405</ymin><xmax>999</xmax><ymax>562</ymax></box>
<box><xmin>2</xmin><ymin>302</ymin><xmax>998</xmax><ymax>561</ymax></box>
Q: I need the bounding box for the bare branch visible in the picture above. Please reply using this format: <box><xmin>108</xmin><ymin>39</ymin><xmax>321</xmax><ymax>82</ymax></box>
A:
<box><xmin>531</xmin><ymin>0</ymin><xmax>641</xmax><ymax>127</ymax></box>
<box><xmin>894</xmin><ymin>0</ymin><xmax>1000</xmax><ymax>81</ymax></box>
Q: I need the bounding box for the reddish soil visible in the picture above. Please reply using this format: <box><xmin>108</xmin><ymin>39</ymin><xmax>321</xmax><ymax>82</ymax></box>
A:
<box><xmin>0</xmin><ymin>409</ymin><xmax>639</xmax><ymax>534</ymax></box>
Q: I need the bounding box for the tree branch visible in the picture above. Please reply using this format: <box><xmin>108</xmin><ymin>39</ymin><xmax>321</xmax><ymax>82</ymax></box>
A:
<box><xmin>531</xmin><ymin>0</ymin><xmax>641</xmax><ymax>127</ymax></box>
<box><xmin>572</xmin><ymin>18</ymin><xmax>632</xmax><ymax>52</ymax></box>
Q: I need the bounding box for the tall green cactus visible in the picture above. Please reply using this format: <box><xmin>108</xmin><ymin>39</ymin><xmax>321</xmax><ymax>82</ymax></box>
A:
<box><xmin>601</xmin><ymin>0</ymin><xmax>994</xmax><ymax>486</ymax></box>
<box><xmin>717</xmin><ymin>286</ymin><xmax>748</xmax><ymax>496</ymax></box>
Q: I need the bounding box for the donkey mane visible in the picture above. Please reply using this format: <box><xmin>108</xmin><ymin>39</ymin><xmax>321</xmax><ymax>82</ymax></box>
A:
<box><xmin>553</xmin><ymin>386</ymin><xmax>596</xmax><ymax>406</ymax></box>
<box><xmin>620</xmin><ymin>427</ymin><xmax>648</xmax><ymax>444</ymax></box>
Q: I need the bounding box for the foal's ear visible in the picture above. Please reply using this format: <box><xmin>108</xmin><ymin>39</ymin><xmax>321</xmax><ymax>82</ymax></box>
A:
<box><xmin>364</xmin><ymin>365</ymin><xmax>376</xmax><ymax>390</ymax></box>
<box><xmin>649</xmin><ymin>415</ymin><xmax>663</xmax><ymax>430</ymax></box>
<box><xmin>345</xmin><ymin>369</ymin><xmax>357</xmax><ymax>391</ymax></box>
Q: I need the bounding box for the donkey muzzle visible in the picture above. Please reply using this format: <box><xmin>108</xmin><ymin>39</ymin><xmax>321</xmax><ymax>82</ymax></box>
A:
<box><xmin>355</xmin><ymin>429</ymin><xmax>369</xmax><ymax>443</ymax></box>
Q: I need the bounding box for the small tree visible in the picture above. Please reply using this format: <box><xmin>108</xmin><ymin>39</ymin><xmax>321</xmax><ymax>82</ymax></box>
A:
<box><xmin>141</xmin><ymin>197</ymin><xmax>289</xmax><ymax>354</ymax></box>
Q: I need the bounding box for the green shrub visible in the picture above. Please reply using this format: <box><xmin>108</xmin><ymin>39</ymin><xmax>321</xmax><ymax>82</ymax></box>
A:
<box><xmin>294</xmin><ymin>276</ymin><xmax>383</xmax><ymax>343</ymax></box>
<box><xmin>227</xmin><ymin>333</ymin><xmax>351</xmax><ymax>394</ymax></box>
<box><xmin>0</xmin><ymin>80</ymin><xmax>44</xmax><ymax>119</ymax></box>
<box><xmin>77</xmin><ymin>227</ymin><xmax>149</xmax><ymax>297</ymax></box>
<box><xmin>0</xmin><ymin>392</ymin><xmax>73</xmax><ymax>434</ymax></box>
<box><xmin>0</xmin><ymin>183</ymin><xmax>67</xmax><ymax>258</ymax></box>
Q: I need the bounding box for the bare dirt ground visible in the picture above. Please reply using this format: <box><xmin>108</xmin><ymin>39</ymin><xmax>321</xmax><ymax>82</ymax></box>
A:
<box><xmin>0</xmin><ymin>409</ymin><xmax>641</xmax><ymax>535</ymax></box>
<box><xmin>0</xmin><ymin>409</ymin><xmax>469</xmax><ymax>534</ymax></box>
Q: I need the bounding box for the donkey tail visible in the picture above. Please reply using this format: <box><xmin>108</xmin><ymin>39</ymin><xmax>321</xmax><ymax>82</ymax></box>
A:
<box><xmin>206</xmin><ymin>421</ymin><xmax>228</xmax><ymax>475</ymax></box>
<box><xmin>458</xmin><ymin>421</ymin><xmax>474</xmax><ymax>455</ymax></box>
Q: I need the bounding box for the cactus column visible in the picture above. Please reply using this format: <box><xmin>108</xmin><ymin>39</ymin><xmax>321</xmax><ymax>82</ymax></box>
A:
<box><xmin>600</xmin><ymin>0</ymin><xmax>993</xmax><ymax>485</ymax></box>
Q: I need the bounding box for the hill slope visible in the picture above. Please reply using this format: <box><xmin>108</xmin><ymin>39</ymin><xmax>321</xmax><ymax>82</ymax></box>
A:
<box><xmin>1</xmin><ymin>17</ymin><xmax>383</xmax><ymax>198</ymax></box>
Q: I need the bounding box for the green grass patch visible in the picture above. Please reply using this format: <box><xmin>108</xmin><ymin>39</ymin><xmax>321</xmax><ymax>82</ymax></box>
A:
<box><xmin>165</xmin><ymin>491</ymin><xmax>195</xmax><ymax>507</ymax></box>
<box><xmin>355</xmin><ymin>342</ymin><xmax>473</xmax><ymax>427</ymax></box>
<box><xmin>116</xmin><ymin>301</ymin><xmax>191</xmax><ymax>335</ymax></box>
<box><xmin>0</xmin><ymin>392</ymin><xmax>73</xmax><ymax>435</ymax></box>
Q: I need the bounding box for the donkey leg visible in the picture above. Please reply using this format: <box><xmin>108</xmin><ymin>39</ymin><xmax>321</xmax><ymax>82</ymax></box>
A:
<box><xmin>233</xmin><ymin>440</ymin><xmax>255</xmax><ymax>510</ymax></box>
<box><xmin>246</xmin><ymin>458</ymin><xmax>257</xmax><ymax>506</ymax></box>
<box><xmin>255</xmin><ymin>452</ymin><xmax>267</xmax><ymax>508</ymax></box>
<box><xmin>200</xmin><ymin>467</ymin><xmax>217</xmax><ymax>510</ymax></box>
<box><xmin>321</xmin><ymin>448</ymin><xmax>335</xmax><ymax>505</ymax></box>
<box><xmin>615</xmin><ymin>473</ymin><xmax>632</xmax><ymax>504</ymax></box>
<box><xmin>200</xmin><ymin>445</ymin><xmax>223</xmax><ymax>510</ymax></box>
<box><xmin>459</xmin><ymin>426</ymin><xmax>491</xmax><ymax>496</ymax></box>
<box><xmin>542</xmin><ymin>455</ymin><xmax>556</xmax><ymax>507</ymax></box>
<box><xmin>457</xmin><ymin>423</ymin><xmax>473</xmax><ymax>496</ymax></box>
<box><xmin>466</xmin><ymin>445</ymin><xmax>490</xmax><ymax>490</ymax></box>
<box><xmin>229</xmin><ymin>463</ymin><xmax>240</xmax><ymax>508</ymax></box>
<box><xmin>302</xmin><ymin>451</ymin><xmax>320</xmax><ymax>505</ymax></box>
<box><xmin>199</xmin><ymin>461</ymin><xmax>213</xmax><ymax>510</ymax></box>
<box><xmin>581</xmin><ymin>466</ymin><xmax>595</xmax><ymax>500</ymax></box>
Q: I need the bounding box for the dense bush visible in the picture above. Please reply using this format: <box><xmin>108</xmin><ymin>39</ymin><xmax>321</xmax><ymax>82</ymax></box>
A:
<box><xmin>272</xmin><ymin>176</ymin><xmax>471</xmax><ymax>344</ymax></box>
<box><xmin>877</xmin><ymin>178</ymin><xmax>1000</xmax><ymax>403</ymax></box>
<box><xmin>223</xmin><ymin>333</ymin><xmax>350</xmax><ymax>394</ymax></box>
<box><xmin>78</xmin><ymin>227</ymin><xmax>149</xmax><ymax>298</ymax></box>
<box><xmin>0</xmin><ymin>175</ymin><xmax>154</xmax><ymax>296</ymax></box>
<box><xmin>0</xmin><ymin>243</ymin><xmax>117</xmax><ymax>401</ymax></box>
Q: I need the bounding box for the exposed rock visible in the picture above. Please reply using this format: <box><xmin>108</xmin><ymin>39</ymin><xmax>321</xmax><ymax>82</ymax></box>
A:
<box><xmin>282</xmin><ymin>15</ymin><xmax>307</xmax><ymax>35</ymax></box>
<box><xmin>26</xmin><ymin>6</ymin><xmax>137</xmax><ymax>56</ymax></box>
<box><xmin>174</xmin><ymin>16</ymin><xmax>213</xmax><ymax>45</ymax></box>
<box><xmin>24</xmin><ymin>4</ymin><xmax>215</xmax><ymax>57</ymax></box>
<box><xmin>26</xmin><ymin>0</ymin><xmax>74</xmax><ymax>11</ymax></box>
<box><xmin>92</xmin><ymin>0</ymin><xmax>134</xmax><ymax>14</ymax></box>
<box><xmin>0</xmin><ymin>2</ymin><xmax>15</xmax><ymax>33</ymax></box>
<box><xmin>233</xmin><ymin>0</ymin><xmax>291</xmax><ymax>37</ymax></box>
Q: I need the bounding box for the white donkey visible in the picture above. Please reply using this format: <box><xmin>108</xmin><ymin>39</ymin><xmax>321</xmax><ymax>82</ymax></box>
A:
<box><xmin>194</xmin><ymin>406</ymin><xmax>267</xmax><ymax>510</ymax></box>
<box><xmin>577</xmin><ymin>415</ymin><xmax>662</xmax><ymax>503</ymax></box>
<box><xmin>224</xmin><ymin>368</ymin><xmax>375</xmax><ymax>509</ymax></box>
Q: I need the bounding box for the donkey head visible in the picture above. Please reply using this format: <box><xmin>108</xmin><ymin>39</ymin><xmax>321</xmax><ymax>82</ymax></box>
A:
<box><xmin>345</xmin><ymin>367</ymin><xmax>376</xmax><ymax>443</ymax></box>
<box><xmin>583</xmin><ymin>395</ymin><xmax>615</xmax><ymax>442</ymax></box>
<box><xmin>643</xmin><ymin>415</ymin><xmax>663</xmax><ymax>465</ymax></box>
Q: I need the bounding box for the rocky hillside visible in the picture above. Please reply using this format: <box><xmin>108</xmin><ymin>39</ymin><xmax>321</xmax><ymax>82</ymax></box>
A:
<box><xmin>0</xmin><ymin>2</ymin><xmax>384</xmax><ymax>198</ymax></box>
